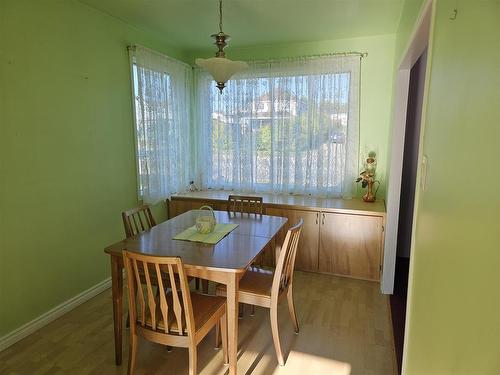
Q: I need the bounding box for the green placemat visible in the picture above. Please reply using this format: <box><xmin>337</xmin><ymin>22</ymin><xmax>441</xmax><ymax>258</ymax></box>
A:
<box><xmin>173</xmin><ymin>223</ymin><xmax>239</xmax><ymax>245</ymax></box>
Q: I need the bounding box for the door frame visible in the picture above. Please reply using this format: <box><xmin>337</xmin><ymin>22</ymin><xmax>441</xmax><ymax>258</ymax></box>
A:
<box><xmin>381</xmin><ymin>0</ymin><xmax>435</xmax><ymax>294</ymax></box>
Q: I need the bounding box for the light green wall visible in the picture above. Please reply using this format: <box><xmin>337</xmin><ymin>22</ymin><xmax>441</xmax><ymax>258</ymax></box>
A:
<box><xmin>394</xmin><ymin>0</ymin><xmax>426</xmax><ymax>64</ymax></box>
<box><xmin>0</xmin><ymin>0</ymin><xmax>183</xmax><ymax>336</ymax></box>
<box><xmin>383</xmin><ymin>0</ymin><xmax>425</xmax><ymax>202</ymax></box>
<box><xmin>189</xmin><ymin>34</ymin><xmax>397</xmax><ymax>198</ymax></box>
<box><xmin>403</xmin><ymin>0</ymin><xmax>500</xmax><ymax>373</ymax></box>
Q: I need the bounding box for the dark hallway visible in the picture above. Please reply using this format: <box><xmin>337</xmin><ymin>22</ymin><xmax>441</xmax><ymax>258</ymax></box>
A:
<box><xmin>391</xmin><ymin>48</ymin><xmax>428</xmax><ymax>373</ymax></box>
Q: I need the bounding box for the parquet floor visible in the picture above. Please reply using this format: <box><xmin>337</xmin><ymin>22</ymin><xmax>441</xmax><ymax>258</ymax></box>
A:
<box><xmin>0</xmin><ymin>272</ymin><xmax>396</xmax><ymax>375</ymax></box>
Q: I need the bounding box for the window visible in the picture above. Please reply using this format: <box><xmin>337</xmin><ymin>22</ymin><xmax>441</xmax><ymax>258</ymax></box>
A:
<box><xmin>129</xmin><ymin>45</ymin><xmax>192</xmax><ymax>203</ymax></box>
<box><xmin>129</xmin><ymin>49</ymin><xmax>360</xmax><ymax>200</ymax></box>
<box><xmin>195</xmin><ymin>56</ymin><xmax>360</xmax><ymax>198</ymax></box>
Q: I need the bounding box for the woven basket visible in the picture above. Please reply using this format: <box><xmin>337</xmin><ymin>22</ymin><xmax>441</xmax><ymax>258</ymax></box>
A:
<box><xmin>195</xmin><ymin>205</ymin><xmax>216</xmax><ymax>234</ymax></box>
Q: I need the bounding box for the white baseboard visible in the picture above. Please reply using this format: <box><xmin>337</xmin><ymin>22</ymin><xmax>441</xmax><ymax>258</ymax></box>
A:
<box><xmin>0</xmin><ymin>277</ymin><xmax>112</xmax><ymax>352</ymax></box>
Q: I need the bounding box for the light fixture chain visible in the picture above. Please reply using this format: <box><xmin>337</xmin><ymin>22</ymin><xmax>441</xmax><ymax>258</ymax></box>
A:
<box><xmin>219</xmin><ymin>0</ymin><xmax>223</xmax><ymax>33</ymax></box>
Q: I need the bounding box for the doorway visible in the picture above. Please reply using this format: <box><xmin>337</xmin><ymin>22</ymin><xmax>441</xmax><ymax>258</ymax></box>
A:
<box><xmin>391</xmin><ymin>47</ymin><xmax>428</xmax><ymax>372</ymax></box>
<box><xmin>381</xmin><ymin>0</ymin><xmax>434</xmax><ymax>372</ymax></box>
<box><xmin>382</xmin><ymin>0</ymin><xmax>433</xmax><ymax>296</ymax></box>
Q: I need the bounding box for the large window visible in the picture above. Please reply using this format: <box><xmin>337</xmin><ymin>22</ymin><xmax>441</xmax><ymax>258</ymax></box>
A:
<box><xmin>195</xmin><ymin>56</ymin><xmax>360</xmax><ymax>198</ymax></box>
<box><xmin>129</xmin><ymin>49</ymin><xmax>360</xmax><ymax>201</ymax></box>
<box><xmin>129</xmin><ymin>45</ymin><xmax>192</xmax><ymax>203</ymax></box>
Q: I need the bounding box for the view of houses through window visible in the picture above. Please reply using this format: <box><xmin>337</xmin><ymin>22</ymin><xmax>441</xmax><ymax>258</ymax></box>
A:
<box><xmin>203</xmin><ymin>70</ymin><xmax>355</xmax><ymax>196</ymax></box>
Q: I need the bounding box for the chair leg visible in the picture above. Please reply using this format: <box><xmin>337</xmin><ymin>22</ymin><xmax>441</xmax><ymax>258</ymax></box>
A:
<box><xmin>127</xmin><ymin>333</ymin><xmax>138</xmax><ymax>375</ymax></box>
<box><xmin>287</xmin><ymin>287</ymin><xmax>299</xmax><ymax>333</ymax></box>
<box><xmin>239</xmin><ymin>303</ymin><xmax>244</xmax><ymax>318</ymax></box>
<box><xmin>259</xmin><ymin>245</ymin><xmax>267</xmax><ymax>267</ymax></box>
<box><xmin>220</xmin><ymin>314</ymin><xmax>228</xmax><ymax>364</ymax></box>
<box><xmin>188</xmin><ymin>345</ymin><xmax>197</xmax><ymax>375</ymax></box>
<box><xmin>250</xmin><ymin>304</ymin><xmax>255</xmax><ymax>316</ymax></box>
<box><xmin>270</xmin><ymin>306</ymin><xmax>285</xmax><ymax>366</ymax></box>
<box><xmin>214</xmin><ymin>321</ymin><xmax>221</xmax><ymax>349</ymax></box>
<box><xmin>202</xmin><ymin>279</ymin><xmax>209</xmax><ymax>294</ymax></box>
<box><xmin>195</xmin><ymin>278</ymin><xmax>200</xmax><ymax>290</ymax></box>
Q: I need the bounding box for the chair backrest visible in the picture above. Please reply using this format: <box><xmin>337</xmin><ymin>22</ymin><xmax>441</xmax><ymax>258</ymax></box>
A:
<box><xmin>271</xmin><ymin>219</ymin><xmax>303</xmax><ymax>299</ymax></box>
<box><xmin>227</xmin><ymin>195</ymin><xmax>263</xmax><ymax>215</ymax></box>
<box><xmin>123</xmin><ymin>251</ymin><xmax>195</xmax><ymax>339</ymax></box>
<box><xmin>122</xmin><ymin>204</ymin><xmax>157</xmax><ymax>238</ymax></box>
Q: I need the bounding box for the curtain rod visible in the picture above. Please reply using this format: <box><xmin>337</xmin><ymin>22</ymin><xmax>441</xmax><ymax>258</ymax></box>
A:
<box><xmin>242</xmin><ymin>51</ymin><xmax>368</xmax><ymax>64</ymax></box>
<box><xmin>288</xmin><ymin>51</ymin><xmax>367</xmax><ymax>58</ymax></box>
<box><xmin>129</xmin><ymin>45</ymin><xmax>367</xmax><ymax>67</ymax></box>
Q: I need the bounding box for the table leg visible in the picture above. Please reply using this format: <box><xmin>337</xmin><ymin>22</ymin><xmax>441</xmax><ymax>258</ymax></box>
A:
<box><xmin>111</xmin><ymin>255</ymin><xmax>123</xmax><ymax>365</ymax></box>
<box><xmin>226</xmin><ymin>273</ymin><xmax>239</xmax><ymax>375</ymax></box>
<box><xmin>271</xmin><ymin>237</ymin><xmax>277</xmax><ymax>267</ymax></box>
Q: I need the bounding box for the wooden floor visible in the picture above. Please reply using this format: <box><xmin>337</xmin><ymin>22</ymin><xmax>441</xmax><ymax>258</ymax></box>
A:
<box><xmin>0</xmin><ymin>272</ymin><xmax>396</xmax><ymax>375</ymax></box>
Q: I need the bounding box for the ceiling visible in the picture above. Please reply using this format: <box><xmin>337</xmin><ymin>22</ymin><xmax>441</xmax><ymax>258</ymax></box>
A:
<box><xmin>79</xmin><ymin>0</ymin><xmax>405</xmax><ymax>51</ymax></box>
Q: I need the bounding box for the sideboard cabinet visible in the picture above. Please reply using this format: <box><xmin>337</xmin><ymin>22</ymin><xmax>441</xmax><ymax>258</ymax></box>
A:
<box><xmin>167</xmin><ymin>191</ymin><xmax>385</xmax><ymax>282</ymax></box>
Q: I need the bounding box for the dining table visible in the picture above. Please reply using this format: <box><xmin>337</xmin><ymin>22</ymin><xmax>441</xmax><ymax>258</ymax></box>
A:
<box><xmin>104</xmin><ymin>209</ymin><xmax>287</xmax><ymax>375</ymax></box>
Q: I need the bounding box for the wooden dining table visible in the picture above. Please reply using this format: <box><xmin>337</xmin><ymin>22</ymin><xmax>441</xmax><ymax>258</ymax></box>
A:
<box><xmin>104</xmin><ymin>210</ymin><xmax>287</xmax><ymax>375</ymax></box>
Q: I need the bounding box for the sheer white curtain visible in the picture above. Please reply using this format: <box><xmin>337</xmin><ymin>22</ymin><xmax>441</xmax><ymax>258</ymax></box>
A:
<box><xmin>129</xmin><ymin>45</ymin><xmax>192</xmax><ymax>203</ymax></box>
<box><xmin>195</xmin><ymin>55</ymin><xmax>360</xmax><ymax>198</ymax></box>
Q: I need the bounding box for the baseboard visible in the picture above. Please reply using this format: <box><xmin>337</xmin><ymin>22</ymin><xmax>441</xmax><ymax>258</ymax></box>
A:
<box><xmin>0</xmin><ymin>277</ymin><xmax>111</xmax><ymax>352</ymax></box>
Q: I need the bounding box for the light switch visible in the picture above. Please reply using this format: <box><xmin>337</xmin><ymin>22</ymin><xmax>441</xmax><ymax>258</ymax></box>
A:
<box><xmin>420</xmin><ymin>155</ymin><xmax>428</xmax><ymax>191</ymax></box>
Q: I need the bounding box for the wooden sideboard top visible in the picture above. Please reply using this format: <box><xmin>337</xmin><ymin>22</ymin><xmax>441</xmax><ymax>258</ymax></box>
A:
<box><xmin>170</xmin><ymin>190</ymin><xmax>386</xmax><ymax>217</ymax></box>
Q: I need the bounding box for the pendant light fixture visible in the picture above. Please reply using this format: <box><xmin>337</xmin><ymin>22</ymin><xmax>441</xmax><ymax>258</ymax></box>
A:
<box><xmin>196</xmin><ymin>0</ymin><xmax>248</xmax><ymax>93</ymax></box>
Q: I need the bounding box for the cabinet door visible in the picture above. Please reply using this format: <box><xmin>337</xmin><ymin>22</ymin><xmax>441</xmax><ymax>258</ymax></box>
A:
<box><xmin>319</xmin><ymin>212</ymin><xmax>382</xmax><ymax>281</ymax></box>
<box><xmin>266</xmin><ymin>207</ymin><xmax>320</xmax><ymax>272</ymax></box>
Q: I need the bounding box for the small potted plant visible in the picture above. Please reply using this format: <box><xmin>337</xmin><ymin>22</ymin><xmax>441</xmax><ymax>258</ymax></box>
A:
<box><xmin>356</xmin><ymin>151</ymin><xmax>380</xmax><ymax>202</ymax></box>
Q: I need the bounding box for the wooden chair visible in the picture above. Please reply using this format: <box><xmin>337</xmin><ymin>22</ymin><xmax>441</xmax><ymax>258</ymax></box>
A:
<box><xmin>227</xmin><ymin>195</ymin><xmax>265</xmax><ymax>269</ymax></box>
<box><xmin>227</xmin><ymin>195</ymin><xmax>264</xmax><ymax>215</ymax></box>
<box><xmin>123</xmin><ymin>251</ymin><xmax>228</xmax><ymax>375</ymax></box>
<box><xmin>122</xmin><ymin>205</ymin><xmax>204</xmax><ymax>295</ymax></box>
<box><xmin>122</xmin><ymin>205</ymin><xmax>158</xmax><ymax>328</ymax></box>
<box><xmin>122</xmin><ymin>205</ymin><xmax>194</xmax><ymax>335</ymax></box>
<box><xmin>195</xmin><ymin>196</ymin><xmax>265</xmax><ymax>294</ymax></box>
<box><xmin>226</xmin><ymin>195</ymin><xmax>264</xmax><ymax>316</ymax></box>
<box><xmin>215</xmin><ymin>219</ymin><xmax>303</xmax><ymax>366</ymax></box>
<box><xmin>122</xmin><ymin>204</ymin><xmax>157</xmax><ymax>238</ymax></box>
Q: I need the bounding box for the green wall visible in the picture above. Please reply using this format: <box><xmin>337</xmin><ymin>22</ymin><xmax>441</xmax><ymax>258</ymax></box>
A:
<box><xmin>394</xmin><ymin>0</ymin><xmax>426</xmax><ymax>64</ymax></box>
<box><xmin>189</xmin><ymin>34</ymin><xmax>397</xmax><ymax>198</ymax></box>
<box><xmin>384</xmin><ymin>0</ymin><xmax>425</xmax><ymax>202</ymax></box>
<box><xmin>403</xmin><ymin>0</ymin><xmax>500</xmax><ymax>373</ymax></box>
<box><xmin>0</xmin><ymin>0</ymin><xmax>182</xmax><ymax>337</ymax></box>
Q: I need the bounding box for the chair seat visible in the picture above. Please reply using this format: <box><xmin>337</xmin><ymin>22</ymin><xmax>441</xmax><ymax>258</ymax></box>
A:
<box><xmin>142</xmin><ymin>292</ymin><xmax>225</xmax><ymax>334</ymax></box>
<box><xmin>216</xmin><ymin>268</ymin><xmax>274</xmax><ymax>303</ymax></box>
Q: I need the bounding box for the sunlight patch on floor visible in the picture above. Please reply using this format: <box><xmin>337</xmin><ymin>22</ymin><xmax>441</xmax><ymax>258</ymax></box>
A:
<box><xmin>272</xmin><ymin>351</ymin><xmax>351</xmax><ymax>375</ymax></box>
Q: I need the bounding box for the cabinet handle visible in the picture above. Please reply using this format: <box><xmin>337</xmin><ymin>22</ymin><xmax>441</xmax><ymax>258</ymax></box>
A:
<box><xmin>316</xmin><ymin>212</ymin><xmax>319</xmax><ymax>224</ymax></box>
<box><xmin>322</xmin><ymin>213</ymin><xmax>325</xmax><ymax>225</ymax></box>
